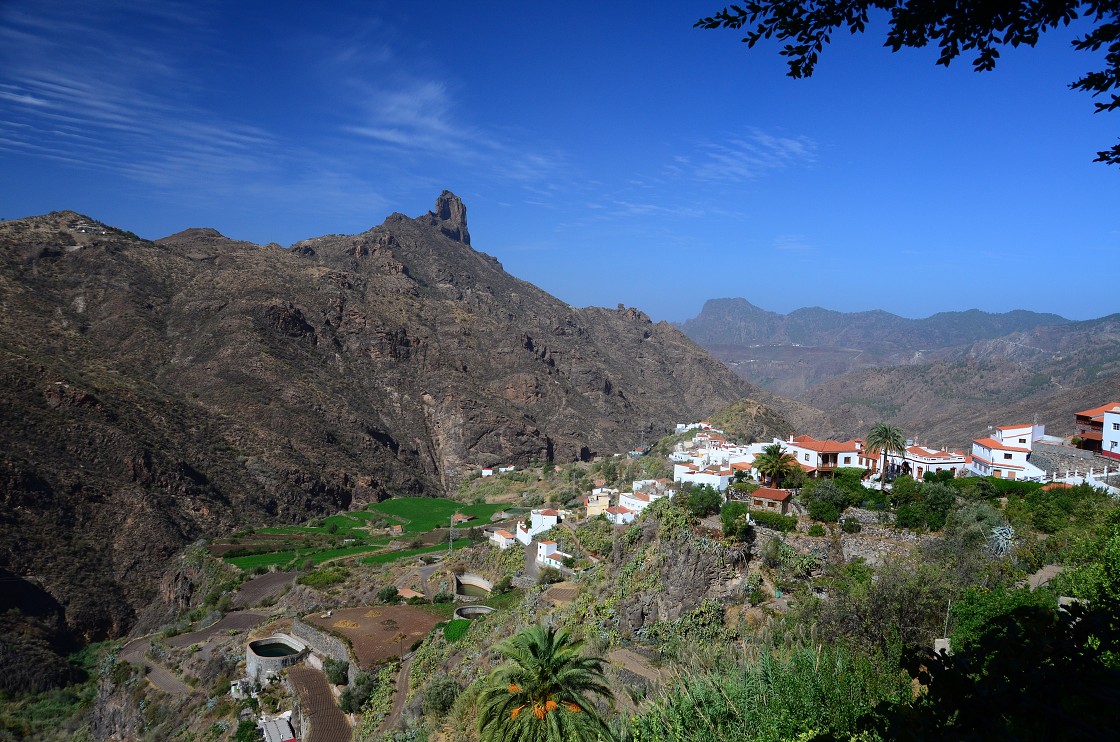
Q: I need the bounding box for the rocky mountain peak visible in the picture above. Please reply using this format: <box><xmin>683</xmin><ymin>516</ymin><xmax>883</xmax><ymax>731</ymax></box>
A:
<box><xmin>428</xmin><ymin>190</ymin><xmax>470</xmax><ymax>245</ymax></box>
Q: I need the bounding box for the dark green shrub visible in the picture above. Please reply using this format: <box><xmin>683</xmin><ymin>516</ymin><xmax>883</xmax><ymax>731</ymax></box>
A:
<box><xmin>808</xmin><ymin>523</ymin><xmax>826</xmax><ymax>537</ymax></box>
<box><xmin>339</xmin><ymin>671</ymin><xmax>375</xmax><ymax>713</ymax></box>
<box><xmin>894</xmin><ymin>503</ymin><xmax>926</xmax><ymax>530</ymax></box>
<box><xmin>377</xmin><ymin>585</ymin><xmax>399</xmax><ymax>603</ymax></box>
<box><xmin>808</xmin><ymin>499</ymin><xmax>841</xmax><ymax>523</ymax></box>
<box><xmin>492</xmin><ymin>575</ymin><xmax>513</xmax><ymax>595</ymax></box>
<box><xmin>433</xmin><ymin>591</ymin><xmax>453</xmax><ymax>604</ymax></box>
<box><xmin>840</xmin><ymin>518</ymin><xmax>862</xmax><ymax>534</ymax></box>
<box><xmin>751</xmin><ymin>510</ymin><xmax>798</xmax><ymax>532</ymax></box>
<box><xmin>422</xmin><ymin>676</ymin><xmax>460</xmax><ymax>715</ymax></box>
<box><xmin>722</xmin><ymin>501</ymin><xmax>752</xmax><ymax>540</ymax></box>
<box><xmin>324</xmin><ymin>657</ymin><xmax>349</xmax><ymax>685</ymax></box>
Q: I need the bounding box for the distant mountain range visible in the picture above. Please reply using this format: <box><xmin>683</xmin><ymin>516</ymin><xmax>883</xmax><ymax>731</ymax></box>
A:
<box><xmin>681</xmin><ymin>297</ymin><xmax>1068</xmax><ymax>352</ymax></box>
<box><xmin>681</xmin><ymin>298</ymin><xmax>1120</xmax><ymax>447</ymax></box>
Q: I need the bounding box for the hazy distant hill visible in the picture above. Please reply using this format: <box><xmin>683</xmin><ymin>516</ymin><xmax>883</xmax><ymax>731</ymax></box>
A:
<box><xmin>0</xmin><ymin>194</ymin><xmax>791</xmax><ymax>678</ymax></box>
<box><xmin>681</xmin><ymin>297</ymin><xmax>1077</xmax><ymax>398</ymax></box>
<box><xmin>802</xmin><ymin>314</ymin><xmax>1120</xmax><ymax>447</ymax></box>
<box><xmin>681</xmin><ymin>298</ymin><xmax>1067</xmax><ymax>351</ymax></box>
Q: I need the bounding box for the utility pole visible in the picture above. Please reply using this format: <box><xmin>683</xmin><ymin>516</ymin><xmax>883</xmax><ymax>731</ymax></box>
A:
<box><xmin>449</xmin><ymin>513</ymin><xmax>454</xmax><ymax>555</ymax></box>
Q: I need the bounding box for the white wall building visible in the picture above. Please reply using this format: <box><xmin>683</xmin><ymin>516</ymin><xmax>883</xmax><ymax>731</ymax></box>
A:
<box><xmin>536</xmin><ymin>540</ymin><xmax>572</xmax><ymax>569</ymax></box>
<box><xmin>968</xmin><ymin>424</ymin><xmax>1047</xmax><ymax>480</ymax></box>
<box><xmin>1102</xmin><ymin>407</ymin><xmax>1120</xmax><ymax>462</ymax></box>
<box><xmin>489</xmin><ymin>529</ymin><xmax>516</xmax><ymax>550</ymax></box>
<box><xmin>515</xmin><ymin>508</ymin><xmax>561</xmax><ymax>545</ymax></box>
<box><xmin>887</xmin><ymin>445</ymin><xmax>969</xmax><ymax>479</ymax></box>
<box><xmin>776</xmin><ymin>435</ymin><xmax>864</xmax><ymax>478</ymax></box>
<box><xmin>605</xmin><ymin>505</ymin><xmax>635</xmax><ymax>525</ymax></box>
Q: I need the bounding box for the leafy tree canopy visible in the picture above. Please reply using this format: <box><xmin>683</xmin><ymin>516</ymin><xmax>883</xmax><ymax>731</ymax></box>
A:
<box><xmin>697</xmin><ymin>1</ymin><xmax>1120</xmax><ymax>164</ymax></box>
<box><xmin>477</xmin><ymin>625</ymin><xmax>613</xmax><ymax>742</ymax></box>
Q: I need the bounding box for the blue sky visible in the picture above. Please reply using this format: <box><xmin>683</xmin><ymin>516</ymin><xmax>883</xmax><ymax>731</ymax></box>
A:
<box><xmin>2</xmin><ymin>1</ymin><xmax>1117</xmax><ymax>322</ymax></box>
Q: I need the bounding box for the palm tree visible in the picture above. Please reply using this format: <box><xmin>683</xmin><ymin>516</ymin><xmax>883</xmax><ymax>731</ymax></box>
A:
<box><xmin>477</xmin><ymin>624</ymin><xmax>614</xmax><ymax>742</ymax></box>
<box><xmin>753</xmin><ymin>443</ymin><xmax>798</xmax><ymax>488</ymax></box>
<box><xmin>866</xmin><ymin>423</ymin><xmax>906</xmax><ymax>490</ymax></box>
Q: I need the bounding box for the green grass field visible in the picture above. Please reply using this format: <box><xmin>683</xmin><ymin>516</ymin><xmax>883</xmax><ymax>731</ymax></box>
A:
<box><xmin>367</xmin><ymin>497</ymin><xmax>505</xmax><ymax>533</ymax></box>
<box><xmin>224</xmin><ymin>496</ymin><xmax>502</xmax><ymax>571</ymax></box>
<box><xmin>360</xmin><ymin>538</ymin><xmax>471</xmax><ymax>565</ymax></box>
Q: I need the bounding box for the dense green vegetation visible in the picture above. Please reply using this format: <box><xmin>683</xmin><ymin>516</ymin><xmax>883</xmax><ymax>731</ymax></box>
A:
<box><xmin>359</xmin><ymin>538</ymin><xmax>471</xmax><ymax>565</ymax></box>
<box><xmin>367</xmin><ymin>497</ymin><xmax>505</xmax><ymax>533</ymax></box>
<box><xmin>630</xmin><ymin>644</ymin><xmax>910</xmax><ymax>741</ymax></box>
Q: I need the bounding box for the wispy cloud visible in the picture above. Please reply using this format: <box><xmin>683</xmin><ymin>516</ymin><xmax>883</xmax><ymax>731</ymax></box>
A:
<box><xmin>671</xmin><ymin>128</ymin><xmax>816</xmax><ymax>183</ymax></box>
<box><xmin>0</xmin><ymin>0</ymin><xmax>277</xmax><ymax>187</ymax></box>
<box><xmin>773</xmin><ymin>234</ymin><xmax>816</xmax><ymax>253</ymax></box>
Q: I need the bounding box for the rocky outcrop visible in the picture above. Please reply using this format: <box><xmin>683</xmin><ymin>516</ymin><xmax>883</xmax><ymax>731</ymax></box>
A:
<box><xmin>429</xmin><ymin>189</ymin><xmax>470</xmax><ymax>245</ymax></box>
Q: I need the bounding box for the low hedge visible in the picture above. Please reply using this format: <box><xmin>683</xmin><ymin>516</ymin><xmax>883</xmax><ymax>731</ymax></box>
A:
<box><xmin>750</xmin><ymin>510</ymin><xmax>797</xmax><ymax>532</ymax></box>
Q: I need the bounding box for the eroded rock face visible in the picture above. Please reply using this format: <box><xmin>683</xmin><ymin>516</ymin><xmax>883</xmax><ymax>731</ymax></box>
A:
<box><xmin>0</xmin><ymin>196</ymin><xmax>782</xmax><ymax>675</ymax></box>
<box><xmin>611</xmin><ymin>524</ymin><xmax>749</xmax><ymax>638</ymax></box>
<box><xmin>430</xmin><ymin>190</ymin><xmax>470</xmax><ymax>245</ymax></box>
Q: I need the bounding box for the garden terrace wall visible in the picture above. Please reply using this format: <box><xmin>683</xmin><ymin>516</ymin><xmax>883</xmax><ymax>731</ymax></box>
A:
<box><xmin>292</xmin><ymin>618</ymin><xmax>359</xmax><ymax>685</ymax></box>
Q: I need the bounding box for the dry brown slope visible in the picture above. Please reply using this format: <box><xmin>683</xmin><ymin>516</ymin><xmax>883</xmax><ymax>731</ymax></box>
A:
<box><xmin>0</xmin><ymin>196</ymin><xmax>790</xmax><ymax>676</ymax></box>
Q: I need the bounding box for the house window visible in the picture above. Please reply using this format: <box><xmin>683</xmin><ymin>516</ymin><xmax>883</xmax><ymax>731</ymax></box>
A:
<box><xmin>1113</xmin><ymin>423</ymin><xmax>1119</xmax><ymax>431</ymax></box>
<box><xmin>1003</xmin><ymin>453</ymin><xmax>1012</xmax><ymax>460</ymax></box>
<box><xmin>753</xmin><ymin>499</ymin><xmax>763</xmax><ymax>507</ymax></box>
<box><xmin>1018</xmin><ymin>438</ymin><xmax>1027</xmax><ymax>444</ymax></box>
<box><xmin>843</xmin><ymin>456</ymin><xmax>851</xmax><ymax>464</ymax></box>
<box><xmin>803</xmin><ymin>453</ymin><xmax>809</xmax><ymax>461</ymax></box>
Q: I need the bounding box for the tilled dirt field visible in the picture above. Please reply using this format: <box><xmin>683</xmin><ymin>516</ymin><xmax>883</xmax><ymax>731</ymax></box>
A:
<box><xmin>288</xmin><ymin>666</ymin><xmax>351</xmax><ymax>742</ymax></box>
<box><xmin>233</xmin><ymin>571</ymin><xmax>298</xmax><ymax>608</ymax></box>
<box><xmin>306</xmin><ymin>606</ymin><xmax>440</xmax><ymax>669</ymax></box>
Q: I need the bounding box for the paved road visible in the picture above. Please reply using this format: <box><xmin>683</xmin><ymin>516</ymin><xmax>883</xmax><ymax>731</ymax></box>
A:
<box><xmin>523</xmin><ymin>541</ymin><xmax>540</xmax><ymax>581</ymax></box>
<box><xmin>397</xmin><ymin>560</ymin><xmax>444</xmax><ymax>598</ymax></box>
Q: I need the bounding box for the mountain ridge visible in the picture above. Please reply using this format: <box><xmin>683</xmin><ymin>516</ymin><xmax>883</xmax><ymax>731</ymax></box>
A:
<box><xmin>681</xmin><ymin>297</ymin><xmax>1070</xmax><ymax>351</ymax></box>
<box><xmin>0</xmin><ymin>196</ymin><xmax>792</xmax><ymax>675</ymax></box>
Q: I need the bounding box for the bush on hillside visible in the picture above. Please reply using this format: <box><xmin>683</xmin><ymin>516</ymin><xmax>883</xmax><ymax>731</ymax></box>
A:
<box><xmin>750</xmin><ymin>510</ymin><xmax>797</xmax><ymax>533</ymax></box>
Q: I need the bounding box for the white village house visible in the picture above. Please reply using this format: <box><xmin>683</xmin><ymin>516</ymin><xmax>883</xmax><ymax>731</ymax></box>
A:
<box><xmin>967</xmin><ymin>423</ymin><xmax>1047</xmax><ymax>481</ymax></box>
<box><xmin>489</xmin><ymin>528</ymin><xmax>516</xmax><ymax>550</ymax></box>
<box><xmin>604</xmin><ymin>505</ymin><xmax>636</xmax><ymax>525</ymax></box>
<box><xmin>515</xmin><ymin>508</ymin><xmax>561</xmax><ymax>545</ymax></box>
<box><xmin>536</xmin><ymin>540</ymin><xmax>573</xmax><ymax>569</ymax></box>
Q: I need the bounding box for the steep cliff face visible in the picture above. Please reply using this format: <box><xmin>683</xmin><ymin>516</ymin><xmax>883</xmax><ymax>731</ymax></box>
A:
<box><xmin>0</xmin><ymin>196</ymin><xmax>775</xmax><ymax>666</ymax></box>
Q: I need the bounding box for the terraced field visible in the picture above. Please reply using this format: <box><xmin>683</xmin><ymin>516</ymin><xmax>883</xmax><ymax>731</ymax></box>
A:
<box><xmin>218</xmin><ymin>498</ymin><xmax>499</xmax><ymax>571</ymax></box>
<box><xmin>366</xmin><ymin>498</ymin><xmax>505</xmax><ymax>533</ymax></box>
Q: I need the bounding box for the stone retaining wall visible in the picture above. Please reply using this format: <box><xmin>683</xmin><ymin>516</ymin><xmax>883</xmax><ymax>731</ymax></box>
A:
<box><xmin>751</xmin><ymin>520</ymin><xmax>927</xmax><ymax>568</ymax></box>
<box><xmin>291</xmin><ymin>618</ymin><xmax>359</xmax><ymax>684</ymax></box>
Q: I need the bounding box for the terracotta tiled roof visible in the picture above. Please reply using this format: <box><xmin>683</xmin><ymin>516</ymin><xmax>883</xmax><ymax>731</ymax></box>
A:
<box><xmin>752</xmin><ymin>487</ymin><xmax>792</xmax><ymax>502</ymax></box>
<box><xmin>539</xmin><ymin>508</ymin><xmax>559</xmax><ymax>516</ymax></box>
<box><xmin>1076</xmin><ymin>402</ymin><xmax>1120</xmax><ymax>420</ymax></box>
<box><xmin>494</xmin><ymin>529</ymin><xmax>514</xmax><ymax>539</ymax></box>
<box><xmin>973</xmin><ymin>437</ymin><xmax>1031</xmax><ymax>453</ymax></box>
<box><xmin>791</xmin><ymin>435</ymin><xmax>860</xmax><ymax>453</ymax></box>
<box><xmin>606</xmin><ymin>506</ymin><xmax>634</xmax><ymax>515</ymax></box>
